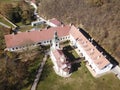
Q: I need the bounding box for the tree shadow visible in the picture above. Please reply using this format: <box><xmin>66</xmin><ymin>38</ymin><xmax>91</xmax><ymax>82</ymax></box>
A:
<box><xmin>63</xmin><ymin>45</ymin><xmax>76</xmax><ymax>61</ymax></box>
<box><xmin>39</xmin><ymin>58</ymin><xmax>53</xmax><ymax>82</ymax></box>
<box><xmin>70</xmin><ymin>62</ymin><xmax>81</xmax><ymax>73</ymax></box>
<box><xmin>63</xmin><ymin>45</ymin><xmax>81</xmax><ymax>73</ymax></box>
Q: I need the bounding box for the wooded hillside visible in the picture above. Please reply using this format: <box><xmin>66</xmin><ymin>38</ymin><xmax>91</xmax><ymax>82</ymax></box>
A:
<box><xmin>38</xmin><ymin>0</ymin><xmax>120</xmax><ymax>62</ymax></box>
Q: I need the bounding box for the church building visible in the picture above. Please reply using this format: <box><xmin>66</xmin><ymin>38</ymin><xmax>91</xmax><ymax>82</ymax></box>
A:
<box><xmin>50</xmin><ymin>31</ymin><xmax>71</xmax><ymax>77</ymax></box>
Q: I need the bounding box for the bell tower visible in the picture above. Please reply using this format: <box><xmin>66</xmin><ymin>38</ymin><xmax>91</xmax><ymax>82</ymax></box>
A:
<box><xmin>52</xmin><ymin>31</ymin><xmax>60</xmax><ymax>49</ymax></box>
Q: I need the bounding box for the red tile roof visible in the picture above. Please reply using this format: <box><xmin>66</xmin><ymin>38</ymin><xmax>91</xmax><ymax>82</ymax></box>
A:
<box><xmin>70</xmin><ymin>25</ymin><xmax>110</xmax><ymax>69</ymax></box>
<box><xmin>52</xmin><ymin>49</ymin><xmax>71</xmax><ymax>72</ymax></box>
<box><xmin>49</xmin><ymin>18</ymin><xmax>62</xmax><ymax>26</ymax></box>
<box><xmin>31</xmin><ymin>0</ymin><xmax>36</xmax><ymax>3</ymax></box>
<box><xmin>4</xmin><ymin>25</ymin><xmax>70</xmax><ymax>48</ymax></box>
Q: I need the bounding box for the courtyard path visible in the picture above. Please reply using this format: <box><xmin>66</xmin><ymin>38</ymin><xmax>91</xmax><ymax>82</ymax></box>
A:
<box><xmin>31</xmin><ymin>52</ymin><xmax>49</xmax><ymax>90</ymax></box>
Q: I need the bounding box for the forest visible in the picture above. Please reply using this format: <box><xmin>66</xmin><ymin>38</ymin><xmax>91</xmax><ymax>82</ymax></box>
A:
<box><xmin>38</xmin><ymin>0</ymin><xmax>120</xmax><ymax>62</ymax></box>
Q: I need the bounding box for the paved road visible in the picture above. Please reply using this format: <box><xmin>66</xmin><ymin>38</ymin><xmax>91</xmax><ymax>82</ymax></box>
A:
<box><xmin>31</xmin><ymin>54</ymin><xmax>48</xmax><ymax>90</ymax></box>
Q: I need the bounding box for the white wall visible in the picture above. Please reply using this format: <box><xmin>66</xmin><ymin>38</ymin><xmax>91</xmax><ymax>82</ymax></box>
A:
<box><xmin>70</xmin><ymin>34</ymin><xmax>112</xmax><ymax>75</ymax></box>
<box><xmin>50</xmin><ymin>50</ymin><xmax>70</xmax><ymax>77</ymax></box>
<box><xmin>7</xmin><ymin>35</ymin><xmax>70</xmax><ymax>52</ymax></box>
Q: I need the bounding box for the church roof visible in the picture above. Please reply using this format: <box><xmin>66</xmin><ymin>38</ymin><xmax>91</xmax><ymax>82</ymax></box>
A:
<box><xmin>52</xmin><ymin>49</ymin><xmax>71</xmax><ymax>72</ymax></box>
<box><xmin>49</xmin><ymin>18</ymin><xmax>62</xmax><ymax>26</ymax></box>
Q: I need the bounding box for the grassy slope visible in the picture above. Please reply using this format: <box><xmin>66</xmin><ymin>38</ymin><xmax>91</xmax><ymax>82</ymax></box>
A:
<box><xmin>37</xmin><ymin>58</ymin><xmax>120</xmax><ymax>90</ymax></box>
<box><xmin>37</xmin><ymin>45</ymin><xmax>120</xmax><ymax>90</ymax></box>
<box><xmin>0</xmin><ymin>16</ymin><xmax>15</xmax><ymax>28</ymax></box>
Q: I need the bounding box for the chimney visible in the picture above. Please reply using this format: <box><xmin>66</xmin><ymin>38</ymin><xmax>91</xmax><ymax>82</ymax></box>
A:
<box><xmin>97</xmin><ymin>55</ymin><xmax>101</xmax><ymax>59</ymax></box>
<box><xmin>61</xmin><ymin>24</ymin><xmax>64</xmax><ymax>27</ymax></box>
<box><xmin>91</xmin><ymin>38</ymin><xmax>93</xmax><ymax>43</ymax></box>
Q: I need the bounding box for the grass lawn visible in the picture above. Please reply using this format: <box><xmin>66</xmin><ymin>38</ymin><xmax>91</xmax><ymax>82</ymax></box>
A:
<box><xmin>37</xmin><ymin>58</ymin><xmax>120</xmax><ymax>90</ymax></box>
<box><xmin>37</xmin><ymin>45</ymin><xmax>120</xmax><ymax>90</ymax></box>
<box><xmin>20</xmin><ymin>25</ymin><xmax>33</xmax><ymax>32</ymax></box>
<box><xmin>22</xmin><ymin>56</ymin><xmax>44</xmax><ymax>90</ymax></box>
<box><xmin>20</xmin><ymin>48</ymin><xmax>45</xmax><ymax>90</ymax></box>
<box><xmin>0</xmin><ymin>17</ymin><xmax>15</xmax><ymax>28</ymax></box>
<box><xmin>21</xmin><ymin>56</ymin><xmax>43</xmax><ymax>90</ymax></box>
<box><xmin>0</xmin><ymin>0</ymin><xmax>18</xmax><ymax>2</ymax></box>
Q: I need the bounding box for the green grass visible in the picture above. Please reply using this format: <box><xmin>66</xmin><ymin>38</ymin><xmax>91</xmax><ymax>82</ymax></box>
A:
<box><xmin>21</xmin><ymin>48</ymin><xmax>44</xmax><ymax>90</ymax></box>
<box><xmin>20</xmin><ymin>26</ymin><xmax>33</xmax><ymax>32</ymax></box>
<box><xmin>0</xmin><ymin>17</ymin><xmax>15</xmax><ymax>28</ymax></box>
<box><xmin>37</xmin><ymin>58</ymin><xmax>61</xmax><ymax>90</ymax></box>
<box><xmin>0</xmin><ymin>0</ymin><xmax>18</xmax><ymax>2</ymax></box>
<box><xmin>60</xmin><ymin>40</ymin><xmax>70</xmax><ymax>47</ymax></box>
<box><xmin>69</xmin><ymin>48</ymin><xmax>79</xmax><ymax>59</ymax></box>
<box><xmin>22</xmin><ymin>57</ymin><xmax>44</xmax><ymax>90</ymax></box>
<box><xmin>37</xmin><ymin>59</ymin><xmax>120</xmax><ymax>90</ymax></box>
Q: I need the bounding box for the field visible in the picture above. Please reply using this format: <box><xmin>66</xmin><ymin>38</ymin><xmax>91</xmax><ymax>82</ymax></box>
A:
<box><xmin>37</xmin><ymin>58</ymin><xmax>120</xmax><ymax>90</ymax></box>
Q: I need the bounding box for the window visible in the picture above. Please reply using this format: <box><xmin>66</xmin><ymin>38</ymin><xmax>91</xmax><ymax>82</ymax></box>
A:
<box><xmin>34</xmin><ymin>24</ymin><xmax>36</xmax><ymax>26</ymax></box>
<box><xmin>38</xmin><ymin>42</ymin><xmax>41</xmax><ymax>45</ymax></box>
